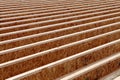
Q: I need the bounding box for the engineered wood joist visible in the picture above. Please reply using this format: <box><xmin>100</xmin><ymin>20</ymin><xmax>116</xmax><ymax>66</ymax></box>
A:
<box><xmin>0</xmin><ymin>0</ymin><xmax>120</xmax><ymax>80</ymax></box>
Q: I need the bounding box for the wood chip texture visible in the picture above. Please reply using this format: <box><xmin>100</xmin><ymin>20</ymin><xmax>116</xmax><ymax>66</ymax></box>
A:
<box><xmin>0</xmin><ymin>0</ymin><xmax>120</xmax><ymax>80</ymax></box>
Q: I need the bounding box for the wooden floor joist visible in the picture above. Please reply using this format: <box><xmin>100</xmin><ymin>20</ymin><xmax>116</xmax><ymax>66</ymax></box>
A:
<box><xmin>0</xmin><ymin>0</ymin><xmax>120</xmax><ymax>80</ymax></box>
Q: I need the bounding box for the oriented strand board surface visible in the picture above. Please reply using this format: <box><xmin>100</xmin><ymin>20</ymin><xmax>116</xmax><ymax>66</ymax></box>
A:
<box><xmin>0</xmin><ymin>0</ymin><xmax>120</xmax><ymax>80</ymax></box>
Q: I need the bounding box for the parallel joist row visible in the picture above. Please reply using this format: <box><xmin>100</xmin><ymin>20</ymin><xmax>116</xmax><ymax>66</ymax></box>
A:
<box><xmin>0</xmin><ymin>0</ymin><xmax>120</xmax><ymax>80</ymax></box>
